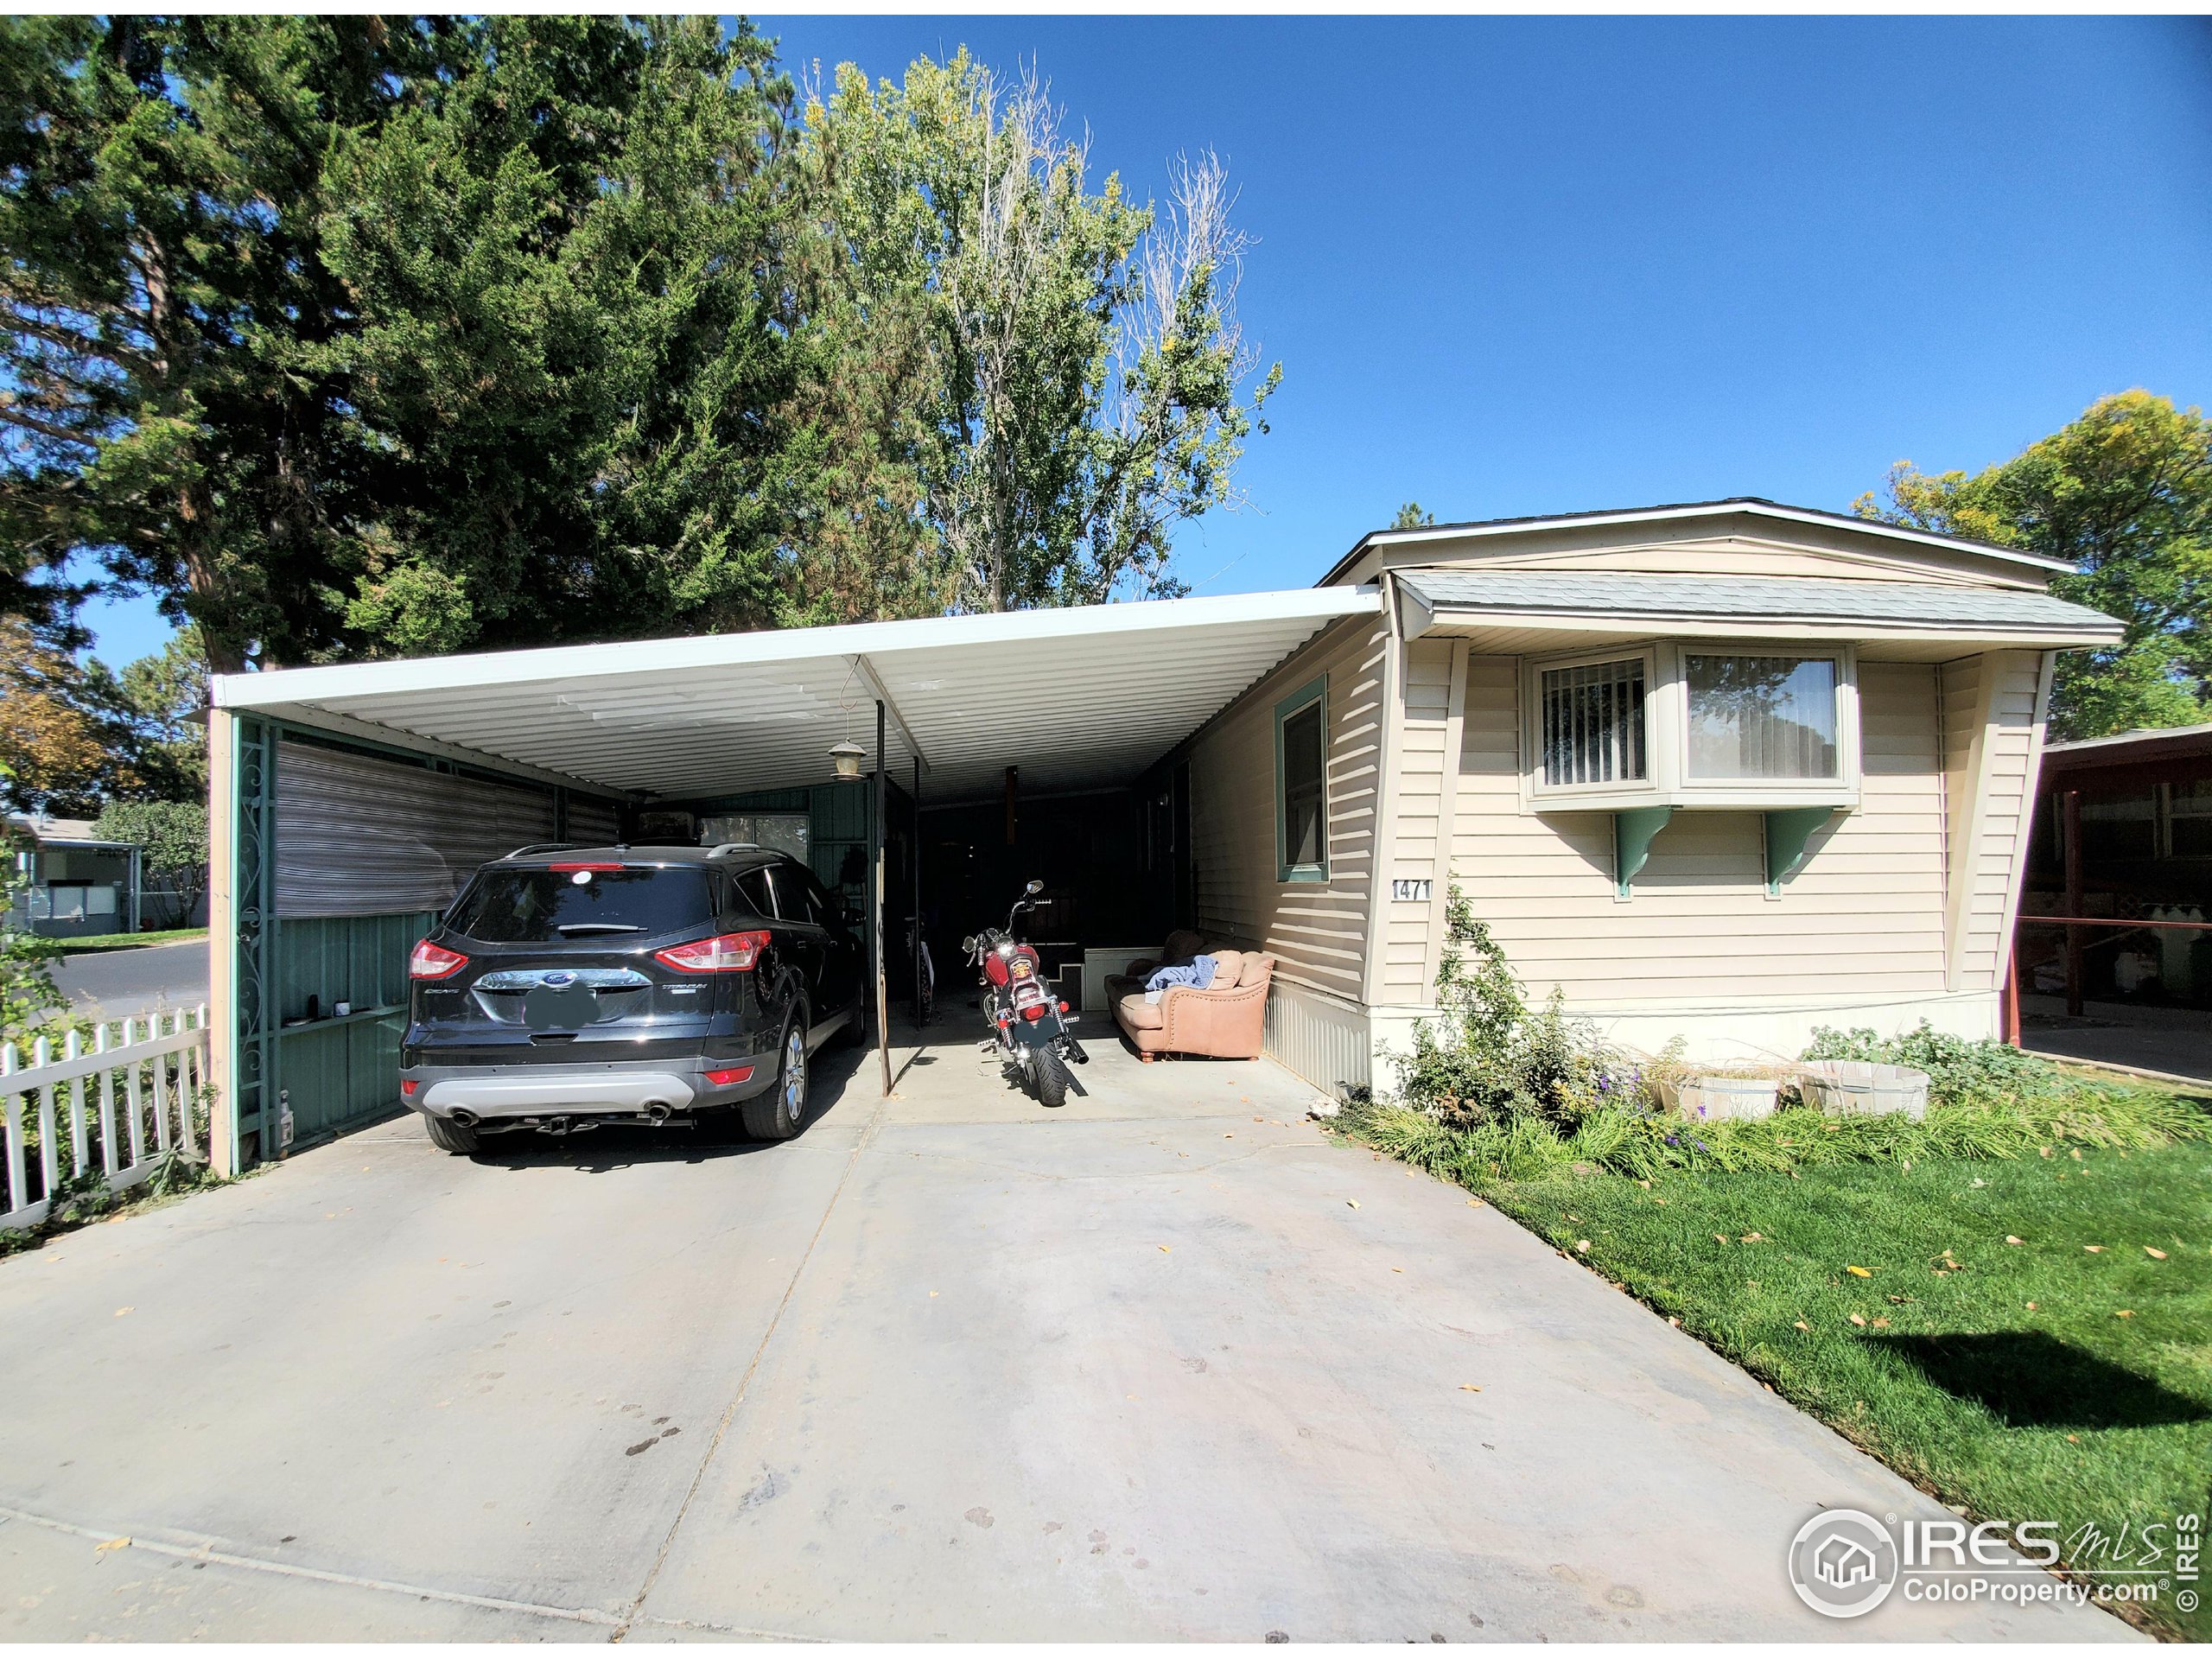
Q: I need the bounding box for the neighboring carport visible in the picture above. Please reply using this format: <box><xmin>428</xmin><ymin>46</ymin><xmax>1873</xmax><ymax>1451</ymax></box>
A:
<box><xmin>205</xmin><ymin>588</ymin><xmax>1379</xmax><ymax>1173</ymax></box>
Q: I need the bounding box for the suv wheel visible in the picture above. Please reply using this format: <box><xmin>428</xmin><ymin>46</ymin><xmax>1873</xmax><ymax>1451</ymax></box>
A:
<box><xmin>743</xmin><ymin>1015</ymin><xmax>808</xmax><ymax>1141</ymax></box>
<box><xmin>425</xmin><ymin>1115</ymin><xmax>480</xmax><ymax>1155</ymax></box>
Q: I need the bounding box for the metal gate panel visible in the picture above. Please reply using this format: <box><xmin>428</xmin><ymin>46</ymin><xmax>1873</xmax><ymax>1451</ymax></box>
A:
<box><xmin>564</xmin><ymin>794</ymin><xmax>620</xmax><ymax>846</ymax></box>
<box><xmin>275</xmin><ymin>741</ymin><xmax>558</xmax><ymax>918</ymax></box>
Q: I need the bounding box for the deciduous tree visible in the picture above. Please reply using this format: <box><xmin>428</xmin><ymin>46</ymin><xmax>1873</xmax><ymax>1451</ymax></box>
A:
<box><xmin>1859</xmin><ymin>391</ymin><xmax>2212</xmax><ymax>739</ymax></box>
<box><xmin>92</xmin><ymin>798</ymin><xmax>207</xmax><ymax>928</ymax></box>
<box><xmin>798</xmin><ymin>52</ymin><xmax>1279</xmax><ymax>613</ymax></box>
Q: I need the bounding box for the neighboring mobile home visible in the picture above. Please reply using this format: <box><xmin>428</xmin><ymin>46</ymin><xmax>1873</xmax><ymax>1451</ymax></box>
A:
<box><xmin>4</xmin><ymin>815</ymin><xmax>141</xmax><ymax>940</ymax></box>
<box><xmin>200</xmin><ymin>498</ymin><xmax>2120</xmax><ymax>1166</ymax></box>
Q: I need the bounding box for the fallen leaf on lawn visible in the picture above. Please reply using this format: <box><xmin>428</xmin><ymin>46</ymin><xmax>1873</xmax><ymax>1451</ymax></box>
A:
<box><xmin>1971</xmin><ymin>1178</ymin><xmax>1986</xmax><ymax>1187</ymax></box>
<box><xmin>1467</xmin><ymin>1198</ymin><xmax>1484</xmax><ymax>1207</ymax></box>
<box><xmin>2070</xmin><ymin>1148</ymin><xmax>2082</xmax><ymax>1161</ymax></box>
<box><xmin>94</xmin><ymin>1536</ymin><xmax>129</xmax><ymax>1554</ymax></box>
<box><xmin>1847</xmin><ymin>1313</ymin><xmax>1867</xmax><ymax>1326</ymax></box>
<box><xmin>2115</xmin><ymin>1309</ymin><xmax>2134</xmax><ymax>1318</ymax></box>
<box><xmin>1872</xmin><ymin>1317</ymin><xmax>1891</xmax><ymax>1328</ymax></box>
<box><xmin>2145</xmin><ymin>1247</ymin><xmax>2168</xmax><ymax>1260</ymax></box>
<box><xmin>2026</xmin><ymin>1301</ymin><xmax>2037</xmax><ymax>1311</ymax></box>
<box><xmin>1741</xmin><ymin>1232</ymin><xmax>1764</xmax><ymax>1243</ymax></box>
<box><xmin>1637</xmin><ymin>1179</ymin><xmax>1651</xmax><ymax>1189</ymax></box>
<box><xmin>2038</xmin><ymin>1146</ymin><xmax>2052</xmax><ymax>1159</ymax></box>
<box><xmin>1574</xmin><ymin>1240</ymin><xmax>1591</xmax><ymax>1253</ymax></box>
<box><xmin>2005</xmin><ymin>1236</ymin><xmax>2024</xmax><ymax>1245</ymax></box>
<box><xmin>1847</xmin><ymin>1265</ymin><xmax>1872</xmax><ymax>1277</ymax></box>
<box><xmin>1459</xmin><ymin>1384</ymin><xmax>1482</xmax><ymax>1392</ymax></box>
<box><xmin>1566</xmin><ymin>1213</ymin><xmax>1580</xmax><ymax>1223</ymax></box>
<box><xmin>1714</xmin><ymin>1234</ymin><xmax>1727</xmax><ymax>1243</ymax></box>
<box><xmin>1794</xmin><ymin>1319</ymin><xmax>1809</xmax><ymax>1331</ymax></box>
<box><xmin>2084</xmin><ymin>1245</ymin><xmax>2104</xmax><ymax>1254</ymax></box>
<box><xmin>2066</xmin><ymin>1433</ymin><xmax>2079</xmax><ymax>1443</ymax></box>
<box><xmin>1667</xmin><ymin>1316</ymin><xmax>1681</xmax><ymax>1327</ymax></box>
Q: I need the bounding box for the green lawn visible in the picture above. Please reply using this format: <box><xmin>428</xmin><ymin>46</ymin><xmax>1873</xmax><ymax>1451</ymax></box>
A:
<box><xmin>54</xmin><ymin>927</ymin><xmax>207</xmax><ymax>955</ymax></box>
<box><xmin>1403</xmin><ymin>1141</ymin><xmax>2212</xmax><ymax>1638</ymax></box>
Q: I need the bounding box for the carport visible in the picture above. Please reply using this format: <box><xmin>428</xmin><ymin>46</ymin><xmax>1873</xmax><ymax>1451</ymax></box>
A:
<box><xmin>205</xmin><ymin>588</ymin><xmax>1378</xmax><ymax>1173</ymax></box>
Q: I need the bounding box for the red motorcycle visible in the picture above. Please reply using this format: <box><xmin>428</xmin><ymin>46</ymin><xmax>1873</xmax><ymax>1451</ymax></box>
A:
<box><xmin>963</xmin><ymin>880</ymin><xmax>1087</xmax><ymax>1107</ymax></box>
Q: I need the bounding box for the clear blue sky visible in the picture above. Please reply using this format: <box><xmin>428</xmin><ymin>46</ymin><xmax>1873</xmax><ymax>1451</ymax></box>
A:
<box><xmin>75</xmin><ymin>15</ymin><xmax>2212</xmax><ymax>664</ymax></box>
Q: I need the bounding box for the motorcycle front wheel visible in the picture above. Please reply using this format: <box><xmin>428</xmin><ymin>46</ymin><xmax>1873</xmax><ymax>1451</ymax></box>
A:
<box><xmin>1031</xmin><ymin>1044</ymin><xmax>1071</xmax><ymax>1109</ymax></box>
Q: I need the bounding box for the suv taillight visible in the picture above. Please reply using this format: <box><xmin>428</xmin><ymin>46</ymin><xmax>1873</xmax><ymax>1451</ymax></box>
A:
<box><xmin>654</xmin><ymin>930</ymin><xmax>771</xmax><ymax>973</ymax></box>
<box><xmin>409</xmin><ymin>938</ymin><xmax>468</xmax><ymax>980</ymax></box>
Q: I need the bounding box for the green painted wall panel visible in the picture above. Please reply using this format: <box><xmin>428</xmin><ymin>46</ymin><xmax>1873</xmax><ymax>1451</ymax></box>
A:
<box><xmin>267</xmin><ymin>912</ymin><xmax>430</xmax><ymax>1147</ymax></box>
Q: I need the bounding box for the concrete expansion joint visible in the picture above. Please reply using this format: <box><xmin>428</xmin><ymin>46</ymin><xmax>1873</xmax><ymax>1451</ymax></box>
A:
<box><xmin>613</xmin><ymin>1078</ymin><xmax>894</xmax><ymax>1636</ymax></box>
<box><xmin>0</xmin><ymin>1499</ymin><xmax>664</xmax><ymax>1632</ymax></box>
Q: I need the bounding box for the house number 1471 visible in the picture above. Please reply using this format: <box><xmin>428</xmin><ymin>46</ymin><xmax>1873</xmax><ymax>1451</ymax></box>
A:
<box><xmin>1390</xmin><ymin>878</ymin><xmax>1433</xmax><ymax>902</ymax></box>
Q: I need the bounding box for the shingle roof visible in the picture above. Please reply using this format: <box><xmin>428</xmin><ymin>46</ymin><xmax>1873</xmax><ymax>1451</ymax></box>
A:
<box><xmin>1395</xmin><ymin>570</ymin><xmax>2123</xmax><ymax>639</ymax></box>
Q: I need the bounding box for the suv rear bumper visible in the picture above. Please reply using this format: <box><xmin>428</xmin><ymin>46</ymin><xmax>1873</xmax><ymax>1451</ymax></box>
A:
<box><xmin>402</xmin><ymin>1055</ymin><xmax>772</xmax><ymax>1121</ymax></box>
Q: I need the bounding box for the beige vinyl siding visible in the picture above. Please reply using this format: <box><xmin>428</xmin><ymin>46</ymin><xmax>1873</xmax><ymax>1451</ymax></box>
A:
<box><xmin>1450</xmin><ymin>656</ymin><xmax>1951</xmax><ymax>1006</ymax></box>
<box><xmin>1941</xmin><ymin>650</ymin><xmax>2050</xmax><ymax>993</ymax></box>
<box><xmin>1379</xmin><ymin>639</ymin><xmax>1458</xmax><ymax>1002</ymax></box>
<box><xmin>1338</xmin><ymin>512</ymin><xmax>2051</xmax><ymax>593</ymax></box>
<box><xmin>1188</xmin><ymin>616</ymin><xmax>1389</xmax><ymax>1006</ymax></box>
<box><xmin>1408</xmin><ymin>539</ymin><xmax>2024</xmax><ymax>587</ymax></box>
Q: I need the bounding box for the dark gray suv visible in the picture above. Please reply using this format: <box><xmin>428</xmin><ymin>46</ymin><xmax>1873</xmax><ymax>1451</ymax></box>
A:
<box><xmin>399</xmin><ymin>844</ymin><xmax>865</xmax><ymax>1153</ymax></box>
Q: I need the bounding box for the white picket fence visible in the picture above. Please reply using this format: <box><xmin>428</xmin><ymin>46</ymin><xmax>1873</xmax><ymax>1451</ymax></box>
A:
<box><xmin>2</xmin><ymin>1005</ymin><xmax>212</xmax><ymax>1231</ymax></box>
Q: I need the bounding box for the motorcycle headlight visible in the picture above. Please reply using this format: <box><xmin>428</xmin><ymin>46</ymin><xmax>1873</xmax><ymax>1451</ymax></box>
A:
<box><xmin>996</xmin><ymin>940</ymin><xmax>1015</xmax><ymax>958</ymax></box>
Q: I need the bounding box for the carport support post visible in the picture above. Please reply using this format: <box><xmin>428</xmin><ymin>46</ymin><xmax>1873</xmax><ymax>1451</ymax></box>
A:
<box><xmin>207</xmin><ymin>708</ymin><xmax>240</xmax><ymax>1178</ymax></box>
<box><xmin>874</xmin><ymin>700</ymin><xmax>891</xmax><ymax>1096</ymax></box>
<box><xmin>912</xmin><ymin>755</ymin><xmax>923</xmax><ymax>1025</ymax></box>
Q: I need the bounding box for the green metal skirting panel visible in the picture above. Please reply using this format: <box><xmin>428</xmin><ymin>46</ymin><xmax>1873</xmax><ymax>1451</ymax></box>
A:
<box><xmin>274</xmin><ymin>1010</ymin><xmax>409</xmax><ymax>1146</ymax></box>
<box><xmin>270</xmin><ymin>912</ymin><xmax>434</xmax><ymax>1148</ymax></box>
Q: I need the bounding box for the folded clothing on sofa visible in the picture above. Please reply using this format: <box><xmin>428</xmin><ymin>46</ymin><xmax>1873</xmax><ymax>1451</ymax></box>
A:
<box><xmin>1144</xmin><ymin>955</ymin><xmax>1217</xmax><ymax>1001</ymax></box>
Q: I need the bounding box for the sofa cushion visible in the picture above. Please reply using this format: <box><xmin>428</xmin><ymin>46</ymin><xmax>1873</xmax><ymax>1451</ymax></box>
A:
<box><xmin>1116</xmin><ymin>993</ymin><xmax>1166</xmax><ymax>1031</ymax></box>
<box><xmin>1237</xmin><ymin>952</ymin><xmax>1275</xmax><ymax>988</ymax></box>
<box><xmin>1162</xmin><ymin>928</ymin><xmax>1205</xmax><ymax>963</ymax></box>
<box><xmin>1207</xmin><ymin>948</ymin><xmax>1245</xmax><ymax>986</ymax></box>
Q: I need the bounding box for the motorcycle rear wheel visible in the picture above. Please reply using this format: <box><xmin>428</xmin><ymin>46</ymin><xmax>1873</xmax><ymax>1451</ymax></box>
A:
<box><xmin>1032</xmin><ymin>1045</ymin><xmax>1071</xmax><ymax>1109</ymax></box>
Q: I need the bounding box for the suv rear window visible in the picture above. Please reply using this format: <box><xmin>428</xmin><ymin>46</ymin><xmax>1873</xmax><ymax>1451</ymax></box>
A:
<box><xmin>447</xmin><ymin>866</ymin><xmax>714</xmax><ymax>943</ymax></box>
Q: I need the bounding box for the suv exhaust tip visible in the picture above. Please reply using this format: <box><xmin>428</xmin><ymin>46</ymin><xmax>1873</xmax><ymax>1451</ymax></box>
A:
<box><xmin>449</xmin><ymin>1109</ymin><xmax>480</xmax><ymax>1128</ymax></box>
<box><xmin>643</xmin><ymin>1102</ymin><xmax>673</xmax><ymax>1124</ymax></box>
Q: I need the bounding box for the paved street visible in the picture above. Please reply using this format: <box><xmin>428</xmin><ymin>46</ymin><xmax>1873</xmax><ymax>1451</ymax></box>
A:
<box><xmin>48</xmin><ymin>937</ymin><xmax>211</xmax><ymax>1023</ymax></box>
<box><xmin>0</xmin><ymin>1029</ymin><xmax>2132</xmax><ymax>1642</ymax></box>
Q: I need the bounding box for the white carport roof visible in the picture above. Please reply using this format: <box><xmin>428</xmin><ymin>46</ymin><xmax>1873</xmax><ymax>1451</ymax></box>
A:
<box><xmin>212</xmin><ymin>588</ymin><xmax>1380</xmax><ymax>804</ymax></box>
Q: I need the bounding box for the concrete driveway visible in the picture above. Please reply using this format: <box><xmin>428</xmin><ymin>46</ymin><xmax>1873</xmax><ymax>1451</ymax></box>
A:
<box><xmin>0</xmin><ymin>1027</ymin><xmax>2129</xmax><ymax>1642</ymax></box>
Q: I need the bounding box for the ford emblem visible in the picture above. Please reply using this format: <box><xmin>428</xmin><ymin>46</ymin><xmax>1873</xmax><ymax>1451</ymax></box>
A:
<box><xmin>543</xmin><ymin>970</ymin><xmax>577</xmax><ymax>988</ymax></box>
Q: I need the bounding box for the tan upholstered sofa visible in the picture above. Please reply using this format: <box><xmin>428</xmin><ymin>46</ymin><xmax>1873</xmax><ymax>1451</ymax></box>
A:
<box><xmin>1104</xmin><ymin>930</ymin><xmax>1276</xmax><ymax>1060</ymax></box>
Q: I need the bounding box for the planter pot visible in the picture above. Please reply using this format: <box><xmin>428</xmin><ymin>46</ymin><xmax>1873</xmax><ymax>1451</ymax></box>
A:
<box><xmin>1799</xmin><ymin>1060</ymin><xmax>1929</xmax><ymax>1120</ymax></box>
<box><xmin>1660</xmin><ymin>1075</ymin><xmax>1780</xmax><ymax>1121</ymax></box>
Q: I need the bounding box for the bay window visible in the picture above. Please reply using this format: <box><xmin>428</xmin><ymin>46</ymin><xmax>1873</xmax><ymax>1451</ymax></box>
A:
<box><xmin>1523</xmin><ymin>643</ymin><xmax>1858</xmax><ymax>810</ymax></box>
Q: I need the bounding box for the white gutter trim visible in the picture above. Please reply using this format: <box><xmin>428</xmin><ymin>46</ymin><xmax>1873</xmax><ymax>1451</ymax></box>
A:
<box><xmin>212</xmin><ymin>587</ymin><xmax>1382</xmax><ymax>712</ymax></box>
<box><xmin>1340</xmin><ymin>501</ymin><xmax>2075</xmax><ymax>575</ymax></box>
